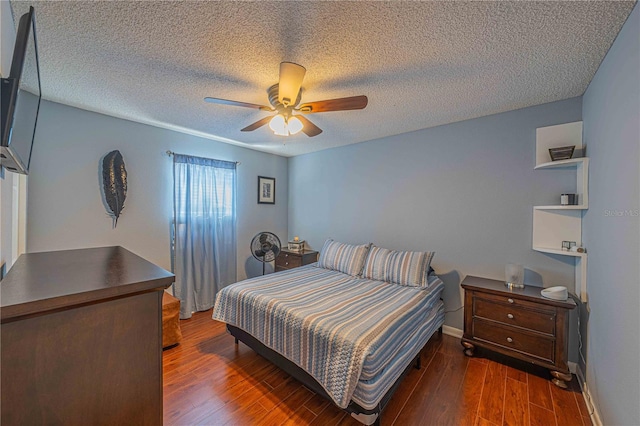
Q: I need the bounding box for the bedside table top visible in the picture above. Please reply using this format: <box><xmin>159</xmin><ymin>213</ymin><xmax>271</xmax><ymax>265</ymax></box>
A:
<box><xmin>461</xmin><ymin>275</ymin><xmax>576</xmax><ymax>309</ymax></box>
<box><xmin>279</xmin><ymin>248</ymin><xmax>318</xmax><ymax>256</ymax></box>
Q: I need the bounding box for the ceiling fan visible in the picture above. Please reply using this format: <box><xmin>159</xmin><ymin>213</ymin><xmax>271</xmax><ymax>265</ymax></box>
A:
<box><xmin>204</xmin><ymin>62</ymin><xmax>368</xmax><ymax>137</ymax></box>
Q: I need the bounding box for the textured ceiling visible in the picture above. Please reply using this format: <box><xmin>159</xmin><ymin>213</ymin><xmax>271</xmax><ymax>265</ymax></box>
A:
<box><xmin>9</xmin><ymin>1</ymin><xmax>636</xmax><ymax>157</ymax></box>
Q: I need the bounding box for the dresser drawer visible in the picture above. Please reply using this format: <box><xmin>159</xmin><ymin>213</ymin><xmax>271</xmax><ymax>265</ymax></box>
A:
<box><xmin>473</xmin><ymin>319</ymin><xmax>554</xmax><ymax>363</ymax></box>
<box><xmin>275</xmin><ymin>252</ymin><xmax>302</xmax><ymax>269</ymax></box>
<box><xmin>473</xmin><ymin>297</ymin><xmax>556</xmax><ymax>335</ymax></box>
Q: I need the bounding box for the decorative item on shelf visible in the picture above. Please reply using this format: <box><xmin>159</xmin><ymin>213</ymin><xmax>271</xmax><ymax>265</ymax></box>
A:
<box><xmin>257</xmin><ymin>176</ymin><xmax>276</xmax><ymax>204</ymax></box>
<box><xmin>561</xmin><ymin>241</ymin><xmax>577</xmax><ymax>251</ymax></box>
<box><xmin>560</xmin><ymin>193</ymin><xmax>578</xmax><ymax>205</ymax></box>
<box><xmin>101</xmin><ymin>150</ymin><xmax>127</xmax><ymax>228</ymax></box>
<box><xmin>548</xmin><ymin>145</ymin><xmax>576</xmax><ymax>161</ymax></box>
<box><xmin>288</xmin><ymin>237</ymin><xmax>305</xmax><ymax>252</ymax></box>
<box><xmin>570</xmin><ymin>246</ymin><xmax>586</xmax><ymax>253</ymax></box>
<box><xmin>504</xmin><ymin>263</ymin><xmax>524</xmax><ymax>289</ymax></box>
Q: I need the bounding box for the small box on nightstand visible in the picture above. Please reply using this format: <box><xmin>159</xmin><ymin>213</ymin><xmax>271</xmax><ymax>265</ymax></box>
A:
<box><xmin>288</xmin><ymin>240</ymin><xmax>305</xmax><ymax>252</ymax></box>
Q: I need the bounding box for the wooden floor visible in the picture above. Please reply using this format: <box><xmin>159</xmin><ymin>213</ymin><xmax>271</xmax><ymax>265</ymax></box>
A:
<box><xmin>163</xmin><ymin>310</ymin><xmax>592</xmax><ymax>426</ymax></box>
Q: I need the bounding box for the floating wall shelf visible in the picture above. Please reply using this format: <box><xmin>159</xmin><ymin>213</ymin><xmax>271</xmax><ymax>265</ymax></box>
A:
<box><xmin>533</xmin><ymin>121</ymin><xmax>589</xmax><ymax>302</ymax></box>
<box><xmin>535</xmin><ymin>157</ymin><xmax>586</xmax><ymax>169</ymax></box>
<box><xmin>534</xmin><ymin>205</ymin><xmax>588</xmax><ymax>210</ymax></box>
<box><xmin>532</xmin><ymin>247</ymin><xmax>587</xmax><ymax>258</ymax></box>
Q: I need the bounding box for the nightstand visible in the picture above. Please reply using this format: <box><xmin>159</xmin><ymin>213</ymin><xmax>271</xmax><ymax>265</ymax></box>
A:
<box><xmin>275</xmin><ymin>249</ymin><xmax>318</xmax><ymax>272</ymax></box>
<box><xmin>460</xmin><ymin>275</ymin><xmax>576</xmax><ymax>388</ymax></box>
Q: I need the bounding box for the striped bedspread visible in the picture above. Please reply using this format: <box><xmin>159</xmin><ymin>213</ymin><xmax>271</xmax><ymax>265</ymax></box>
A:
<box><xmin>212</xmin><ymin>264</ymin><xmax>444</xmax><ymax>408</ymax></box>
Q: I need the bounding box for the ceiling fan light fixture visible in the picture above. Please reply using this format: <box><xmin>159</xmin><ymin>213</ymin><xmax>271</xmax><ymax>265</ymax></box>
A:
<box><xmin>269</xmin><ymin>114</ymin><xmax>288</xmax><ymax>136</ymax></box>
<box><xmin>287</xmin><ymin>116</ymin><xmax>303</xmax><ymax>135</ymax></box>
<box><xmin>269</xmin><ymin>113</ymin><xmax>303</xmax><ymax>136</ymax></box>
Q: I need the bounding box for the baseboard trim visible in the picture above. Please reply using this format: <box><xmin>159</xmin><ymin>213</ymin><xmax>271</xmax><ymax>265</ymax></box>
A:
<box><xmin>442</xmin><ymin>325</ymin><xmax>463</xmax><ymax>339</ymax></box>
<box><xmin>574</xmin><ymin>364</ymin><xmax>603</xmax><ymax>426</ymax></box>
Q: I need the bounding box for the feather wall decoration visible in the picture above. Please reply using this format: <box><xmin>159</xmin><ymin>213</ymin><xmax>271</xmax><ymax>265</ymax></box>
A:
<box><xmin>102</xmin><ymin>150</ymin><xmax>127</xmax><ymax>227</ymax></box>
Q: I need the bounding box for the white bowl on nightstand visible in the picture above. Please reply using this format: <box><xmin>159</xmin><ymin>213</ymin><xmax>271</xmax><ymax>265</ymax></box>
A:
<box><xmin>541</xmin><ymin>286</ymin><xmax>568</xmax><ymax>301</ymax></box>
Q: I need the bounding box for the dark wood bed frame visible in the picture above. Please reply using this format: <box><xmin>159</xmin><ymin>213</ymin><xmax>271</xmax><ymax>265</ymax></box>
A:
<box><xmin>227</xmin><ymin>324</ymin><xmax>443</xmax><ymax>426</ymax></box>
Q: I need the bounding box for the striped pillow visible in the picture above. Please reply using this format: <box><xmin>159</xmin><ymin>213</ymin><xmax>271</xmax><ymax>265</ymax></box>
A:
<box><xmin>361</xmin><ymin>246</ymin><xmax>393</xmax><ymax>281</ymax></box>
<box><xmin>386</xmin><ymin>250</ymin><xmax>434</xmax><ymax>287</ymax></box>
<box><xmin>363</xmin><ymin>246</ymin><xmax>435</xmax><ymax>287</ymax></box>
<box><xmin>317</xmin><ymin>239</ymin><xmax>371</xmax><ymax>276</ymax></box>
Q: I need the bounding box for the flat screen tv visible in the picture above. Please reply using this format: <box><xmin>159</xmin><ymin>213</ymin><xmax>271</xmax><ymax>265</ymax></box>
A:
<box><xmin>1</xmin><ymin>6</ymin><xmax>41</xmax><ymax>175</ymax></box>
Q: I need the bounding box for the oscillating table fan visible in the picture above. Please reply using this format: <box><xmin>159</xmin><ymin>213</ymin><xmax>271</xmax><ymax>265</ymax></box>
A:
<box><xmin>251</xmin><ymin>232</ymin><xmax>281</xmax><ymax>275</ymax></box>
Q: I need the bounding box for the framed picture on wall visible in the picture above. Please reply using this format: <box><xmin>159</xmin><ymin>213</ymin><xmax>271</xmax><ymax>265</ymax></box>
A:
<box><xmin>258</xmin><ymin>176</ymin><xmax>275</xmax><ymax>204</ymax></box>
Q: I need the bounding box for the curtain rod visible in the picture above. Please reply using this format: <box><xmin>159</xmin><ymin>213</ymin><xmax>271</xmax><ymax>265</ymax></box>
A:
<box><xmin>166</xmin><ymin>150</ymin><xmax>240</xmax><ymax>165</ymax></box>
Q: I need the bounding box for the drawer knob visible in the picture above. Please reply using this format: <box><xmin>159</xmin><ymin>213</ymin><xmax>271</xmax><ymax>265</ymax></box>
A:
<box><xmin>507</xmin><ymin>298</ymin><xmax>514</xmax><ymax>304</ymax></box>
<box><xmin>507</xmin><ymin>313</ymin><xmax>514</xmax><ymax>319</ymax></box>
<box><xmin>285</xmin><ymin>262</ymin><xmax>289</xmax><ymax>265</ymax></box>
<box><xmin>506</xmin><ymin>337</ymin><xmax>513</xmax><ymax>343</ymax></box>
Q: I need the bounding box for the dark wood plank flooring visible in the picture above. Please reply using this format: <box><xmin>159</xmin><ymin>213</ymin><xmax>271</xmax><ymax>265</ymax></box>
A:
<box><xmin>163</xmin><ymin>310</ymin><xmax>591</xmax><ymax>425</ymax></box>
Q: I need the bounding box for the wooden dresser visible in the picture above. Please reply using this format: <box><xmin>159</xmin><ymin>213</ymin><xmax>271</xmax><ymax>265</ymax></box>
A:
<box><xmin>461</xmin><ymin>275</ymin><xmax>576</xmax><ymax>388</ymax></box>
<box><xmin>275</xmin><ymin>248</ymin><xmax>318</xmax><ymax>272</ymax></box>
<box><xmin>0</xmin><ymin>246</ymin><xmax>174</xmax><ymax>425</ymax></box>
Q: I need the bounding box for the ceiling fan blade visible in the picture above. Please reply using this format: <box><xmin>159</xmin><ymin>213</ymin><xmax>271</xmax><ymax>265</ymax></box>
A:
<box><xmin>296</xmin><ymin>115</ymin><xmax>323</xmax><ymax>137</ymax></box>
<box><xmin>204</xmin><ymin>97</ymin><xmax>272</xmax><ymax>111</ymax></box>
<box><xmin>278</xmin><ymin>62</ymin><xmax>306</xmax><ymax>106</ymax></box>
<box><xmin>297</xmin><ymin>95</ymin><xmax>368</xmax><ymax>113</ymax></box>
<box><xmin>241</xmin><ymin>116</ymin><xmax>272</xmax><ymax>132</ymax></box>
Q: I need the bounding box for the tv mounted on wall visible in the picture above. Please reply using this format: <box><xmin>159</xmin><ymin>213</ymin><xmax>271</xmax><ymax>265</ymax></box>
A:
<box><xmin>1</xmin><ymin>6</ymin><xmax>41</xmax><ymax>175</ymax></box>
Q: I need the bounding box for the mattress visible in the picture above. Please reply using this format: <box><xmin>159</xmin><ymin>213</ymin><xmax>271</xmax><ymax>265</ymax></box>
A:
<box><xmin>352</xmin><ymin>300</ymin><xmax>445</xmax><ymax>409</ymax></box>
<box><xmin>212</xmin><ymin>265</ymin><xmax>444</xmax><ymax>409</ymax></box>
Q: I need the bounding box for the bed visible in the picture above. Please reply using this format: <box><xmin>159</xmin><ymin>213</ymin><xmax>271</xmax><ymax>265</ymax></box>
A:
<box><xmin>212</xmin><ymin>241</ymin><xmax>445</xmax><ymax>425</ymax></box>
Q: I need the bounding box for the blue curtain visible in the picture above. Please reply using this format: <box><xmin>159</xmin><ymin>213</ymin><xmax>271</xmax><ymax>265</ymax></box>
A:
<box><xmin>172</xmin><ymin>154</ymin><xmax>237</xmax><ymax>319</ymax></box>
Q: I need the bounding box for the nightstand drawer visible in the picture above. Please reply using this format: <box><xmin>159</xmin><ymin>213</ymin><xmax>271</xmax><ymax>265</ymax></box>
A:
<box><xmin>473</xmin><ymin>319</ymin><xmax>554</xmax><ymax>363</ymax></box>
<box><xmin>275</xmin><ymin>252</ymin><xmax>302</xmax><ymax>269</ymax></box>
<box><xmin>473</xmin><ymin>297</ymin><xmax>556</xmax><ymax>335</ymax></box>
<box><xmin>475</xmin><ymin>291</ymin><xmax>556</xmax><ymax>314</ymax></box>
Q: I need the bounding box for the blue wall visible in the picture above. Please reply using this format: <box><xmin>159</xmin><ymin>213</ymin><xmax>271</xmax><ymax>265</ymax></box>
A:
<box><xmin>27</xmin><ymin>100</ymin><xmax>289</xmax><ymax>281</ymax></box>
<box><xmin>582</xmin><ymin>4</ymin><xmax>639</xmax><ymax>425</ymax></box>
<box><xmin>289</xmin><ymin>97</ymin><xmax>582</xmax><ymax>336</ymax></box>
